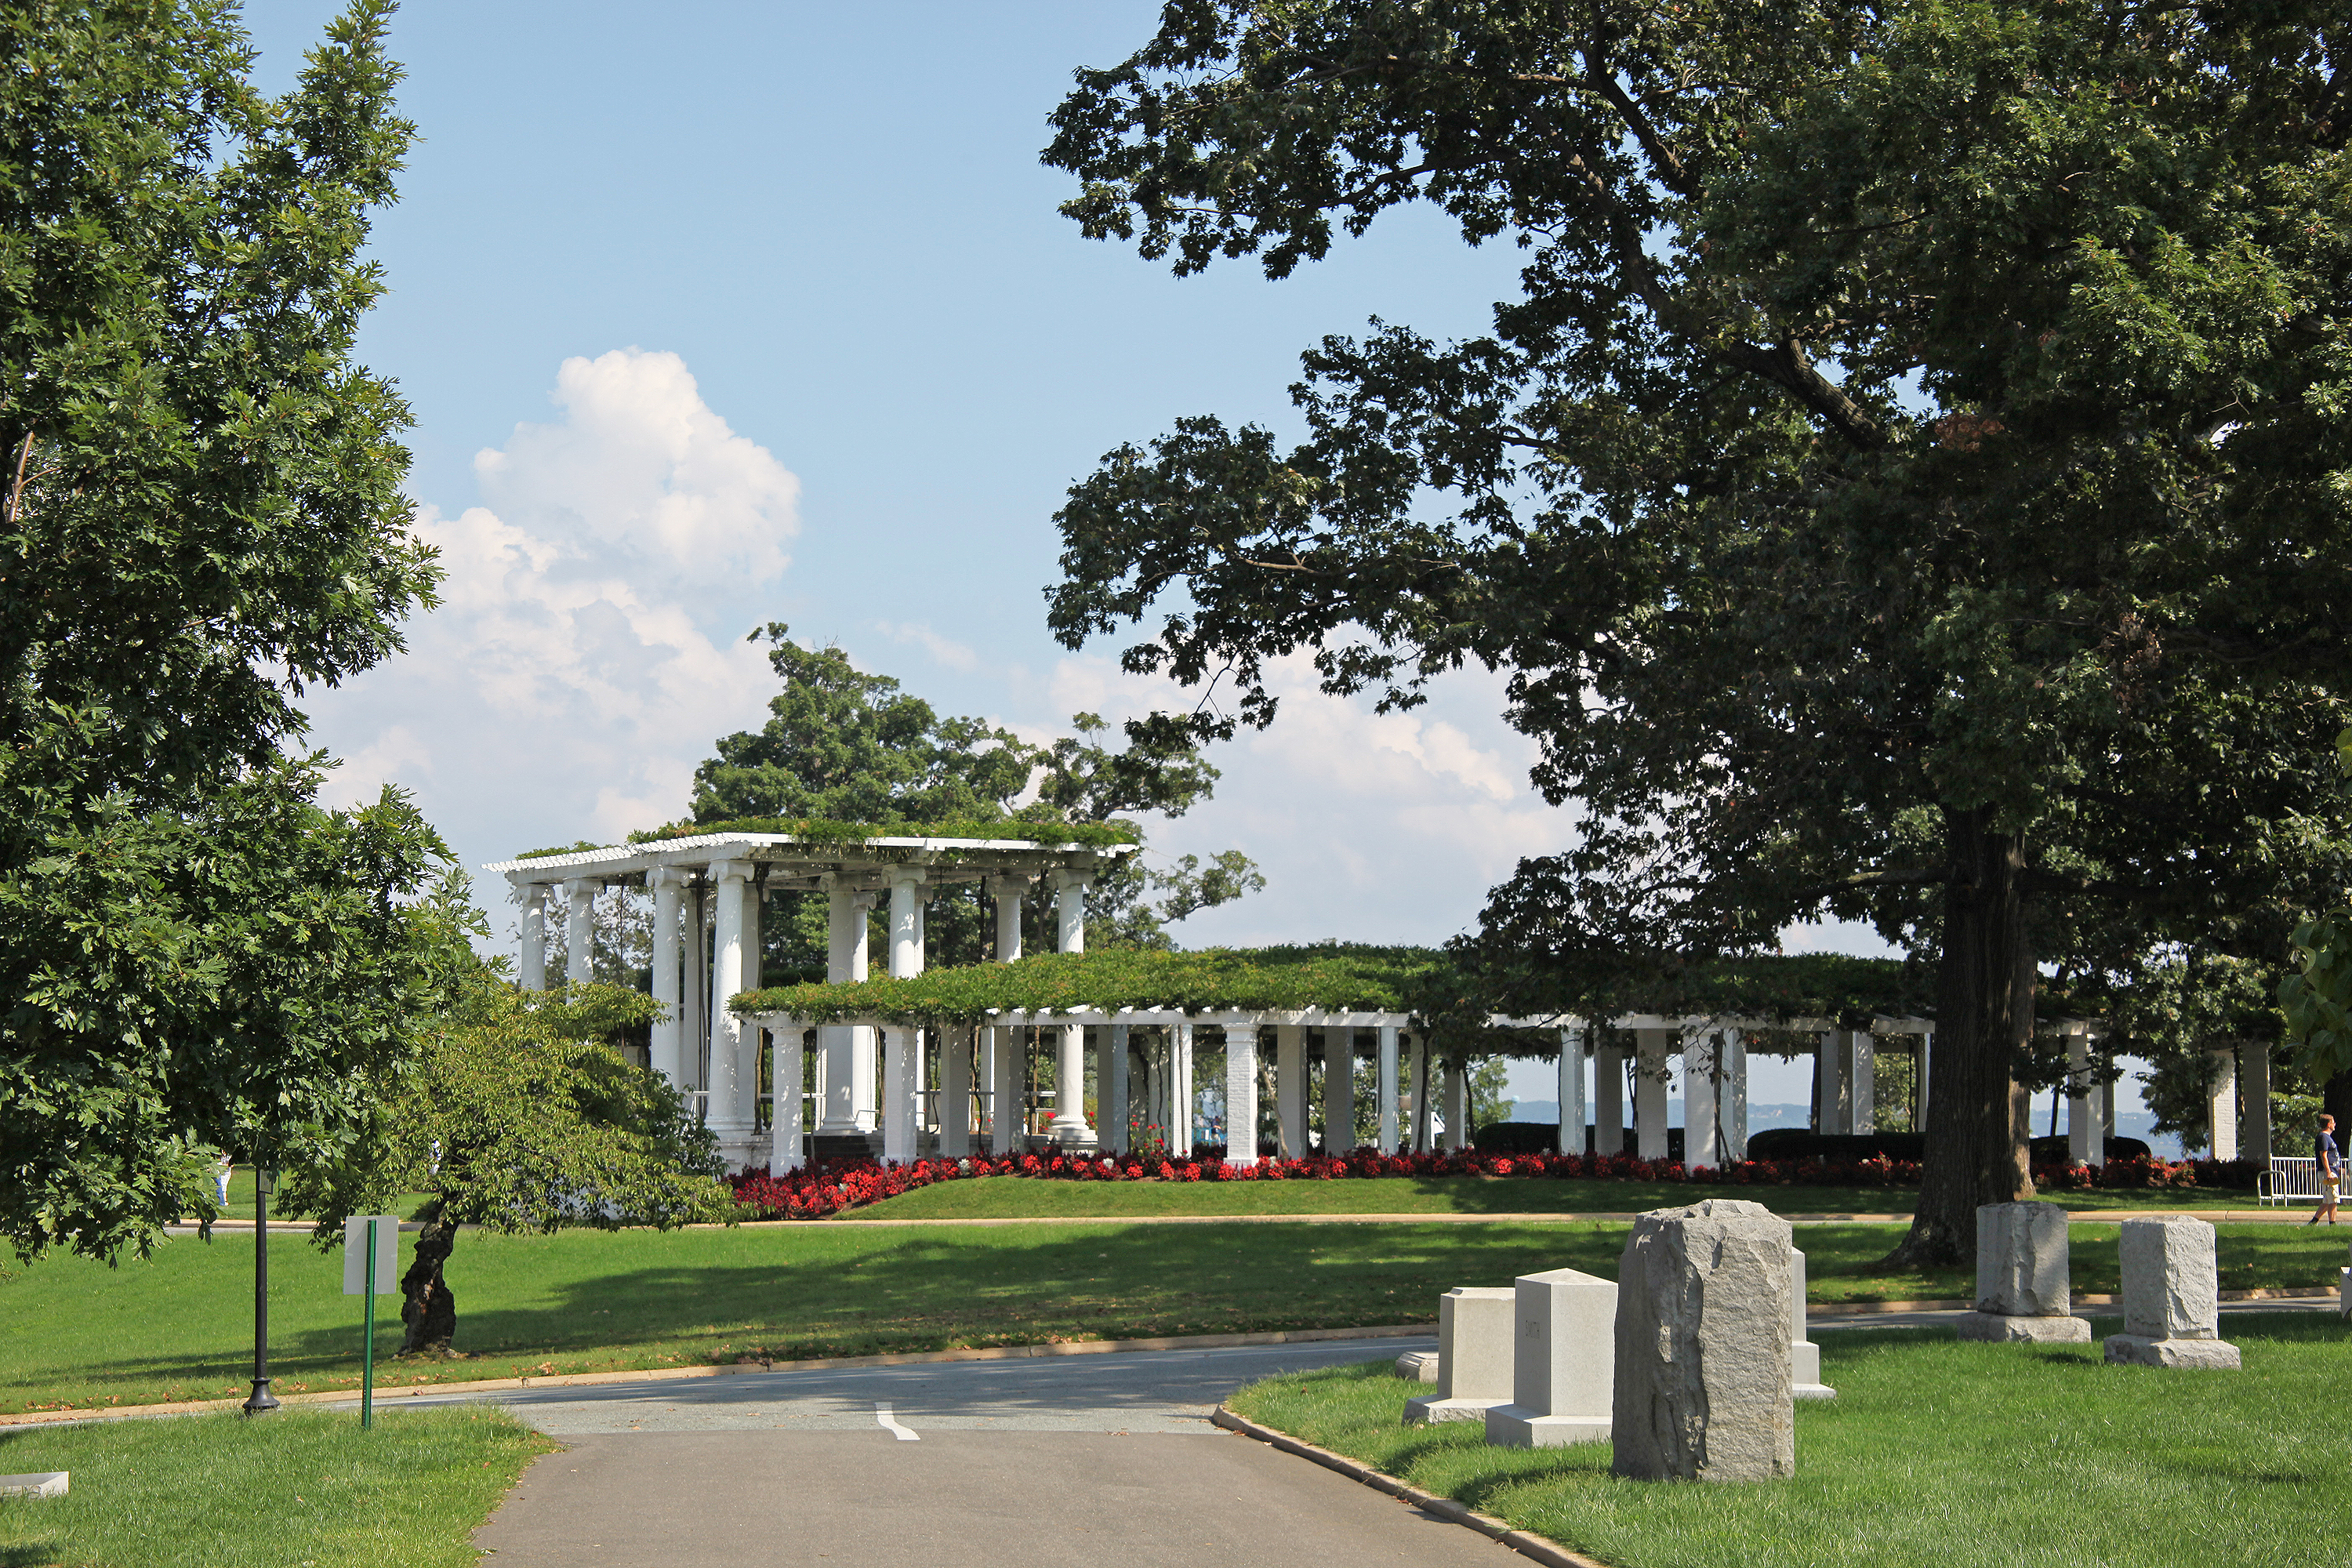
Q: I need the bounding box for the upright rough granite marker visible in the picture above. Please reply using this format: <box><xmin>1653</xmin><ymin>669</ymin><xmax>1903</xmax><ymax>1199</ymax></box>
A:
<box><xmin>2103</xmin><ymin>1216</ymin><xmax>2239</xmax><ymax>1369</ymax></box>
<box><xmin>1610</xmin><ymin>1199</ymin><xmax>1794</xmax><ymax>1482</ymax></box>
<box><xmin>1406</xmin><ymin>1286</ymin><xmax>1515</xmax><ymax>1423</ymax></box>
<box><xmin>1955</xmin><ymin>1201</ymin><xmax>2091</xmax><ymax>1342</ymax></box>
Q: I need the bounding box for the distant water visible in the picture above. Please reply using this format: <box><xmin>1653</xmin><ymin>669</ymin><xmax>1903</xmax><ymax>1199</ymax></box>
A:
<box><xmin>1506</xmin><ymin>1100</ymin><xmax>2187</xmax><ymax>1160</ymax></box>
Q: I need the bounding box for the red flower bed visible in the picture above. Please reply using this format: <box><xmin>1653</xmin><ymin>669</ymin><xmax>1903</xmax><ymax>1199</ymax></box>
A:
<box><xmin>725</xmin><ymin>1144</ymin><xmax>2237</xmax><ymax>1220</ymax></box>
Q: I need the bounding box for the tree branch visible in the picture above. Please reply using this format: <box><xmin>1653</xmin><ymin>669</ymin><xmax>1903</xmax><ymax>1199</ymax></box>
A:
<box><xmin>1712</xmin><ymin>337</ymin><xmax>1886</xmax><ymax>449</ymax></box>
<box><xmin>1581</xmin><ymin>2</ymin><xmax>1700</xmax><ymax>200</ymax></box>
<box><xmin>5</xmin><ymin>431</ymin><xmax>33</xmax><ymax>528</ymax></box>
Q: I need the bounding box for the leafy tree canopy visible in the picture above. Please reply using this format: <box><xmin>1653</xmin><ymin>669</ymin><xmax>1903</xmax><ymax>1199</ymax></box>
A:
<box><xmin>289</xmin><ymin>950</ymin><xmax>736</xmax><ymax>1356</ymax></box>
<box><xmin>691</xmin><ymin>625</ymin><xmax>1265</xmax><ymax>964</ymax></box>
<box><xmin>0</xmin><ymin>0</ymin><xmax>449</xmax><ymax>1261</ymax></box>
<box><xmin>1042</xmin><ymin>0</ymin><xmax>2352</xmax><ymax>1261</ymax></box>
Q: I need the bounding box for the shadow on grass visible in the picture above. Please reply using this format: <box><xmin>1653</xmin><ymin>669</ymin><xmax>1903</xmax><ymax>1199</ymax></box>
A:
<box><xmin>27</xmin><ymin>1221</ymin><xmax>1587</xmax><ymax>1396</ymax></box>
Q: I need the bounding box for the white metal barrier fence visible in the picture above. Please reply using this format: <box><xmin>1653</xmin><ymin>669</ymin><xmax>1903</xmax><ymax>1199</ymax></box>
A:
<box><xmin>2259</xmin><ymin>1156</ymin><xmax>2339</xmax><ymax>1205</ymax></box>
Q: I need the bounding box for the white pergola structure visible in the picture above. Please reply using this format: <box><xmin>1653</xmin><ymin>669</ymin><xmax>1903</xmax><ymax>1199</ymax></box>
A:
<box><xmin>485</xmin><ymin>829</ymin><xmax>1136</xmax><ymax>1171</ymax></box>
<box><xmin>735</xmin><ymin>1001</ymin><xmax>1938</xmax><ymax>1174</ymax></box>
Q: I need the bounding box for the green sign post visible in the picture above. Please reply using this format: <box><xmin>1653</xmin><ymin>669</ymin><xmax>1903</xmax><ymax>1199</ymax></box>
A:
<box><xmin>342</xmin><ymin>1215</ymin><xmax>399</xmax><ymax>1429</ymax></box>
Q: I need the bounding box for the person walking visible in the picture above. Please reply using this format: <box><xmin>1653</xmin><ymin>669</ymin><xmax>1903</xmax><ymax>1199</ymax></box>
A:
<box><xmin>2310</xmin><ymin>1113</ymin><xmax>2341</xmax><ymax>1225</ymax></box>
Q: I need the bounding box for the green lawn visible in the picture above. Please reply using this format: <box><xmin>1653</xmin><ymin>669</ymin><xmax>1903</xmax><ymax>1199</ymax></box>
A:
<box><xmin>0</xmin><ymin>1406</ymin><xmax>550</xmax><ymax>1568</ymax></box>
<box><xmin>1229</xmin><ymin>1314</ymin><xmax>2341</xmax><ymax>1568</ymax></box>
<box><xmin>4</xmin><ymin>1219</ymin><xmax>2339</xmax><ymax>1411</ymax></box>
<box><xmin>844</xmin><ymin>1173</ymin><xmax>2258</xmax><ymax>1220</ymax></box>
<box><xmin>189</xmin><ymin>1167</ymin><xmax>434</xmax><ymax>1225</ymax></box>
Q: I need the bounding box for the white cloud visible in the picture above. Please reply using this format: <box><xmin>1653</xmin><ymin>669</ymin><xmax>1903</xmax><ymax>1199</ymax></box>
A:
<box><xmin>302</xmin><ymin>350</ymin><xmax>793</xmax><ymax>902</ymax></box>
<box><xmin>473</xmin><ymin>348</ymin><xmax>797</xmax><ymax>585</ymax></box>
<box><xmin>876</xmin><ymin>620</ymin><xmax>979</xmax><ymax>673</ymax></box>
<box><xmin>1041</xmin><ymin>650</ymin><xmax>1578</xmax><ymax>947</ymax></box>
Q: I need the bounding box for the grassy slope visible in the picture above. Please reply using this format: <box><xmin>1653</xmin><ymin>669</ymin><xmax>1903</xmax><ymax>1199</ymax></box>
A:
<box><xmin>842</xmin><ymin>1173</ymin><xmax>2254</xmax><ymax>1220</ymax></box>
<box><xmin>1229</xmin><ymin>1315</ymin><xmax>2344</xmax><ymax>1568</ymax></box>
<box><xmin>5</xmin><ymin>1220</ymin><xmax>2338</xmax><ymax>1410</ymax></box>
<box><xmin>0</xmin><ymin>1407</ymin><xmax>551</xmax><ymax>1568</ymax></box>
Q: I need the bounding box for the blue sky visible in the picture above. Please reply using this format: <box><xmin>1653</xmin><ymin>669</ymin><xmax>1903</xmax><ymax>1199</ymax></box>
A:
<box><xmin>241</xmin><ymin>2</ymin><xmax>2158</xmax><ymax>1123</ymax></box>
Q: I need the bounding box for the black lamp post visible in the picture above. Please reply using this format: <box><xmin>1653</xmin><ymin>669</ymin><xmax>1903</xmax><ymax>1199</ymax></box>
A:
<box><xmin>243</xmin><ymin>1156</ymin><xmax>280</xmax><ymax>1416</ymax></box>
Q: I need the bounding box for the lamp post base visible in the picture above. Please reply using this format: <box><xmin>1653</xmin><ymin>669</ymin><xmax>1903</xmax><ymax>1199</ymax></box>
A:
<box><xmin>241</xmin><ymin>1380</ymin><xmax>279</xmax><ymax>1416</ymax></box>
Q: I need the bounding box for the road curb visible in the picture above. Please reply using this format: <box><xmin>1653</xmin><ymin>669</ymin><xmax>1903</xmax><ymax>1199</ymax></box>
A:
<box><xmin>1213</xmin><ymin>1406</ymin><xmax>1613</xmax><ymax>1568</ymax></box>
<box><xmin>1</xmin><ymin>1323</ymin><xmax>1437</xmax><ymax>1429</ymax></box>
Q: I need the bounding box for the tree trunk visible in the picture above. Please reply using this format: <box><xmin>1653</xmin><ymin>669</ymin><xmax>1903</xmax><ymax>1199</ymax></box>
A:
<box><xmin>2325</xmin><ymin>1072</ymin><xmax>2352</xmax><ymax>1149</ymax></box>
<box><xmin>397</xmin><ymin>1199</ymin><xmax>460</xmax><ymax>1357</ymax></box>
<box><xmin>1889</xmin><ymin>808</ymin><xmax>2037</xmax><ymax>1268</ymax></box>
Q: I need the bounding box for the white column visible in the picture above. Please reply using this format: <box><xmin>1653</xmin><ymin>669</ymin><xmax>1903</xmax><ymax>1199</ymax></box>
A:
<box><xmin>1172</xmin><ymin>1022</ymin><xmax>1195</xmax><ymax>1154</ymax></box>
<box><xmin>515</xmin><ymin>881</ymin><xmax>548</xmax><ymax>991</ymax></box>
<box><xmin>1052</xmin><ymin>871</ymin><xmax>1089</xmax><ymax>954</ymax></box>
<box><xmin>2067</xmin><ymin>1025</ymin><xmax>2096</xmax><ymax>1166</ymax></box>
<box><xmin>2208</xmin><ymin>1047</ymin><xmax>2238</xmax><ymax>1160</ymax></box>
<box><xmin>1634</xmin><ymin>1028</ymin><xmax>1670</xmax><ymax>1160</ymax></box>
<box><xmin>1685</xmin><ymin>1031</ymin><xmax>1719</xmax><ymax>1170</ymax></box>
<box><xmin>991</xmin><ymin>1026</ymin><xmax>1025</xmax><ymax>1153</ymax></box>
<box><xmin>1105</xmin><ymin>1022</ymin><xmax>1131</xmax><ymax>1153</ymax></box>
<box><xmin>1722</xmin><ymin>1028</ymin><xmax>1749</xmax><ymax>1161</ymax></box>
<box><xmin>1275</xmin><ymin>1025</ymin><xmax>1307</xmax><ymax>1156</ymax></box>
<box><xmin>988</xmin><ymin>876</ymin><xmax>1027</xmax><ymax>1156</ymax></box>
<box><xmin>683</xmin><ymin>882</ymin><xmax>708</xmax><ymax>1091</ymax></box>
<box><xmin>883</xmin><ymin>1025</ymin><xmax>918</xmax><ymax>1163</ymax></box>
<box><xmin>1323</xmin><ymin>1028</ymin><xmax>1355</xmax><ymax>1152</ymax></box>
<box><xmin>1222</xmin><ymin>1023</ymin><xmax>1259</xmax><ymax>1167</ymax></box>
<box><xmin>561</xmin><ymin>877</ymin><xmax>597</xmax><ymax>986</ymax></box>
<box><xmin>706</xmin><ymin>862</ymin><xmax>755</xmax><ymax>1154</ymax></box>
<box><xmin>994</xmin><ymin>874</ymin><xmax>1029</xmax><ymax>961</ymax></box>
<box><xmin>1047</xmin><ymin>874</ymin><xmax>1091</xmax><ymax>1146</ymax></box>
<box><xmin>1046</xmin><ymin>1018</ymin><xmax>1093</xmax><ymax>1146</ymax></box>
<box><xmin>881</xmin><ymin>868</ymin><xmax>925</xmax><ymax>1162</ymax></box>
<box><xmin>770</xmin><ymin>1021</ymin><xmax>804</xmax><ymax>1172</ymax></box>
<box><xmin>1377</xmin><ymin>1025</ymin><xmax>1401</xmax><ymax>1153</ymax></box>
<box><xmin>1440</xmin><ymin>1056</ymin><xmax>1466</xmax><ymax>1150</ymax></box>
<box><xmin>818</xmin><ymin>885</ymin><xmax>874</xmax><ymax>1135</ymax></box>
<box><xmin>1852</xmin><ymin>1031</ymin><xmax>1876</xmax><ymax>1136</ymax></box>
<box><xmin>888</xmin><ymin>867</ymin><xmax>925</xmax><ymax>978</ymax></box>
<box><xmin>941</xmin><ymin>1025</ymin><xmax>973</xmax><ymax>1159</ymax></box>
<box><xmin>1557</xmin><ymin>1026</ymin><xmax>1585</xmax><ymax>1157</ymax></box>
<box><xmin>648</xmin><ymin>868</ymin><xmax>685</xmax><ymax>1088</ymax></box>
<box><xmin>1594</xmin><ymin>1036</ymin><xmax>1624</xmax><ymax>1156</ymax></box>
<box><xmin>2244</xmin><ymin>1043</ymin><xmax>2272</xmax><ymax>1164</ymax></box>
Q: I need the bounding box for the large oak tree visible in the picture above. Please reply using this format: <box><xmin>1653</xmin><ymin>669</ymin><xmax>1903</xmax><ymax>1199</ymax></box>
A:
<box><xmin>0</xmin><ymin>0</ymin><xmax>450</xmax><ymax>1260</ymax></box>
<box><xmin>1041</xmin><ymin>0</ymin><xmax>2352</xmax><ymax>1261</ymax></box>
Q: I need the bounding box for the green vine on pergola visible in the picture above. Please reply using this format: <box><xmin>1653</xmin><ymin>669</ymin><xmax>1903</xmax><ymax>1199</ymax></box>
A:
<box><xmin>514</xmin><ymin>815</ymin><xmax>1143</xmax><ymax>862</ymax></box>
<box><xmin>731</xmin><ymin>945</ymin><xmax>1441</xmax><ymax>1024</ymax></box>
<box><xmin>728</xmin><ymin>946</ymin><xmax>1957</xmax><ymax>1051</ymax></box>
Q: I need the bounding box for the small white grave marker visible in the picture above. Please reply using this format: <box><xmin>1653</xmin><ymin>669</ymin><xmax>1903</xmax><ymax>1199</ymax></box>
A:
<box><xmin>0</xmin><ymin>1474</ymin><xmax>66</xmax><ymax>1499</ymax></box>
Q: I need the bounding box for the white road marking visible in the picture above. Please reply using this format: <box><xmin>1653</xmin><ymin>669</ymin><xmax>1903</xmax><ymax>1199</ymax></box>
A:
<box><xmin>876</xmin><ymin>1403</ymin><xmax>920</xmax><ymax>1442</ymax></box>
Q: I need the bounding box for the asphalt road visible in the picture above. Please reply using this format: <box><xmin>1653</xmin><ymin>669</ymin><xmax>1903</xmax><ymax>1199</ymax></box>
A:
<box><xmin>452</xmin><ymin>1336</ymin><xmax>1525</xmax><ymax>1568</ymax></box>
<box><xmin>413</xmin><ymin>1335</ymin><xmax>1436</xmax><ymax>1436</ymax></box>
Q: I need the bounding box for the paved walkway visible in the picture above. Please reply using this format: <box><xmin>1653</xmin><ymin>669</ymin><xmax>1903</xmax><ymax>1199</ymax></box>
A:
<box><xmin>352</xmin><ymin>1306</ymin><xmax>2342</xmax><ymax>1564</ymax></box>
<box><xmin>454</xmin><ymin>1337</ymin><xmax>1504</xmax><ymax>1568</ymax></box>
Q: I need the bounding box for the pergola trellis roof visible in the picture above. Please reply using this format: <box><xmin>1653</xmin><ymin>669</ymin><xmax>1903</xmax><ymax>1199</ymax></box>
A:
<box><xmin>485</xmin><ymin>828</ymin><xmax>1138</xmax><ymax>895</ymax></box>
<box><xmin>726</xmin><ymin>946</ymin><xmax>1938</xmax><ymax>1039</ymax></box>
